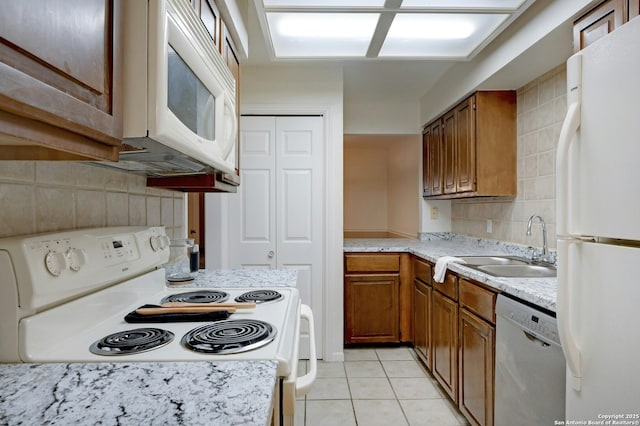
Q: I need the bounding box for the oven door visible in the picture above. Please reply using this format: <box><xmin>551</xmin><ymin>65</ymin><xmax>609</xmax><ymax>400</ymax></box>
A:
<box><xmin>275</xmin><ymin>303</ymin><xmax>317</xmax><ymax>426</ymax></box>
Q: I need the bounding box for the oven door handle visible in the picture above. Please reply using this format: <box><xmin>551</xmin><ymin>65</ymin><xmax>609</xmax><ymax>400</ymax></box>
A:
<box><xmin>296</xmin><ymin>303</ymin><xmax>317</xmax><ymax>395</ymax></box>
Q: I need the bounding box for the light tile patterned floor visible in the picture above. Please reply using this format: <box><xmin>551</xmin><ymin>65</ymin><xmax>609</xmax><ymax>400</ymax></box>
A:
<box><xmin>295</xmin><ymin>347</ymin><xmax>470</xmax><ymax>426</ymax></box>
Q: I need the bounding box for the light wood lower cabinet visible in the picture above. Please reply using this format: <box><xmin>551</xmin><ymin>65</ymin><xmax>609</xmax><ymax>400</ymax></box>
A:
<box><xmin>345</xmin><ymin>274</ymin><xmax>400</xmax><ymax>343</ymax></box>
<box><xmin>344</xmin><ymin>253</ymin><xmax>411</xmax><ymax>344</ymax></box>
<box><xmin>459</xmin><ymin>308</ymin><xmax>495</xmax><ymax>426</ymax></box>
<box><xmin>411</xmin><ymin>260</ymin><xmax>497</xmax><ymax>426</ymax></box>
<box><xmin>432</xmin><ymin>285</ymin><xmax>459</xmax><ymax>403</ymax></box>
<box><xmin>413</xmin><ymin>279</ymin><xmax>431</xmax><ymax>367</ymax></box>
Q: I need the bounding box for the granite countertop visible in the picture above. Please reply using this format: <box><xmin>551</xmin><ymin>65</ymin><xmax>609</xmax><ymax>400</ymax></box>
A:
<box><xmin>0</xmin><ymin>269</ymin><xmax>297</xmax><ymax>426</ymax></box>
<box><xmin>173</xmin><ymin>269</ymin><xmax>298</xmax><ymax>289</ymax></box>
<box><xmin>0</xmin><ymin>361</ymin><xmax>278</xmax><ymax>426</ymax></box>
<box><xmin>344</xmin><ymin>234</ymin><xmax>558</xmax><ymax>312</ymax></box>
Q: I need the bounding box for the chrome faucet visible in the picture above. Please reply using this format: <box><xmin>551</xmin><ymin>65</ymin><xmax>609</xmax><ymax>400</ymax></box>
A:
<box><xmin>526</xmin><ymin>214</ymin><xmax>553</xmax><ymax>263</ymax></box>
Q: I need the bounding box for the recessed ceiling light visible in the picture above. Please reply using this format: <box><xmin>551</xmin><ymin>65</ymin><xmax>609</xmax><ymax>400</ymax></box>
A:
<box><xmin>379</xmin><ymin>13</ymin><xmax>509</xmax><ymax>57</ymax></box>
<box><xmin>263</xmin><ymin>0</ymin><xmax>385</xmax><ymax>7</ymax></box>
<box><xmin>400</xmin><ymin>0</ymin><xmax>526</xmax><ymax>9</ymax></box>
<box><xmin>266</xmin><ymin>13</ymin><xmax>379</xmax><ymax>57</ymax></box>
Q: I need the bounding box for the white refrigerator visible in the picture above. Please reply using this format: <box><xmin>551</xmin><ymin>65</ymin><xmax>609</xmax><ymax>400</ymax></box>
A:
<box><xmin>556</xmin><ymin>15</ymin><xmax>640</xmax><ymax>422</ymax></box>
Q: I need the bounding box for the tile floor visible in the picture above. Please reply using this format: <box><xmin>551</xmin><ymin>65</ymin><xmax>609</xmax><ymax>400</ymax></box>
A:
<box><xmin>295</xmin><ymin>347</ymin><xmax>470</xmax><ymax>426</ymax></box>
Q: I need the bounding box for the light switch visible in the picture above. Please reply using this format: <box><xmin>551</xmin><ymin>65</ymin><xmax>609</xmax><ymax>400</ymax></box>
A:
<box><xmin>487</xmin><ymin>219</ymin><xmax>493</xmax><ymax>233</ymax></box>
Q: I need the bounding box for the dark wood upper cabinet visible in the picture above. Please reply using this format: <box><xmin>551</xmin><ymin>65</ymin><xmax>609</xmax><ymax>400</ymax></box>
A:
<box><xmin>0</xmin><ymin>0</ymin><xmax>123</xmax><ymax>161</ymax></box>
<box><xmin>423</xmin><ymin>91</ymin><xmax>516</xmax><ymax>200</ymax></box>
<box><xmin>630</xmin><ymin>0</ymin><xmax>640</xmax><ymax>19</ymax></box>
<box><xmin>573</xmin><ymin>0</ymin><xmax>626</xmax><ymax>52</ymax></box>
<box><xmin>423</xmin><ymin>119</ymin><xmax>443</xmax><ymax>197</ymax></box>
<box><xmin>455</xmin><ymin>97</ymin><xmax>476</xmax><ymax>194</ymax></box>
<box><xmin>200</xmin><ymin>0</ymin><xmax>222</xmax><ymax>49</ymax></box>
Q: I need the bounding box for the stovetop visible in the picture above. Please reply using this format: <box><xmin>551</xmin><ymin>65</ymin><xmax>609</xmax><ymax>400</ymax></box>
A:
<box><xmin>18</xmin><ymin>269</ymin><xmax>300</xmax><ymax>376</ymax></box>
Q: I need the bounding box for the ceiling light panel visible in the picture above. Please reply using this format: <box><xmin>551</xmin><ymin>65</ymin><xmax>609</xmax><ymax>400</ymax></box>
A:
<box><xmin>400</xmin><ymin>0</ymin><xmax>526</xmax><ymax>9</ymax></box>
<box><xmin>263</xmin><ymin>0</ymin><xmax>386</xmax><ymax>7</ymax></box>
<box><xmin>266</xmin><ymin>13</ymin><xmax>379</xmax><ymax>57</ymax></box>
<box><xmin>379</xmin><ymin>13</ymin><xmax>509</xmax><ymax>57</ymax></box>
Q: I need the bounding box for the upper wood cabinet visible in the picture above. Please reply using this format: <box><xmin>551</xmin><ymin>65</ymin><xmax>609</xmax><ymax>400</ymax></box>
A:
<box><xmin>0</xmin><ymin>0</ymin><xmax>123</xmax><ymax>161</ymax></box>
<box><xmin>422</xmin><ymin>120</ymin><xmax>443</xmax><ymax>197</ymax></box>
<box><xmin>199</xmin><ymin>0</ymin><xmax>222</xmax><ymax>49</ymax></box>
<box><xmin>422</xmin><ymin>91</ymin><xmax>516</xmax><ymax>199</ymax></box>
<box><xmin>573</xmin><ymin>0</ymin><xmax>626</xmax><ymax>52</ymax></box>
<box><xmin>630</xmin><ymin>0</ymin><xmax>640</xmax><ymax>19</ymax></box>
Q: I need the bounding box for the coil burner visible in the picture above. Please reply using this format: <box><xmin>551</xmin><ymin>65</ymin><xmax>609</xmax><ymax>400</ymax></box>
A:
<box><xmin>234</xmin><ymin>289</ymin><xmax>283</xmax><ymax>304</ymax></box>
<box><xmin>161</xmin><ymin>290</ymin><xmax>229</xmax><ymax>304</ymax></box>
<box><xmin>182</xmin><ymin>319</ymin><xmax>277</xmax><ymax>354</ymax></box>
<box><xmin>89</xmin><ymin>328</ymin><xmax>174</xmax><ymax>356</ymax></box>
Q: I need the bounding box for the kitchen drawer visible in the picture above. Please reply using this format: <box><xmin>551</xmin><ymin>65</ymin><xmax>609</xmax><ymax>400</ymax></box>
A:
<box><xmin>459</xmin><ymin>278</ymin><xmax>497</xmax><ymax>323</ymax></box>
<box><xmin>433</xmin><ymin>272</ymin><xmax>458</xmax><ymax>301</ymax></box>
<box><xmin>414</xmin><ymin>258</ymin><xmax>432</xmax><ymax>285</ymax></box>
<box><xmin>345</xmin><ymin>253</ymin><xmax>400</xmax><ymax>273</ymax></box>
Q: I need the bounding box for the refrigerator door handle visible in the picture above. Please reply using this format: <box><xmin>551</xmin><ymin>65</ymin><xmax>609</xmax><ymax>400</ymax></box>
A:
<box><xmin>556</xmin><ymin>101</ymin><xmax>581</xmax><ymax>236</ymax></box>
<box><xmin>557</xmin><ymin>54</ymin><xmax>582</xmax><ymax>237</ymax></box>
<box><xmin>557</xmin><ymin>240</ymin><xmax>582</xmax><ymax>391</ymax></box>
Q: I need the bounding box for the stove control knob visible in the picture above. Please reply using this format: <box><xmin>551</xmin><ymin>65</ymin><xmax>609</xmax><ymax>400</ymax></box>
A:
<box><xmin>45</xmin><ymin>251</ymin><xmax>68</xmax><ymax>277</ymax></box>
<box><xmin>67</xmin><ymin>248</ymin><xmax>87</xmax><ymax>272</ymax></box>
<box><xmin>159</xmin><ymin>235</ymin><xmax>171</xmax><ymax>249</ymax></box>
<box><xmin>150</xmin><ymin>236</ymin><xmax>161</xmax><ymax>252</ymax></box>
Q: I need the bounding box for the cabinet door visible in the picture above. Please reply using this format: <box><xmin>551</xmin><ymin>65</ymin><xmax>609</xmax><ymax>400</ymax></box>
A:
<box><xmin>443</xmin><ymin>109</ymin><xmax>457</xmax><ymax>195</ymax></box>
<box><xmin>423</xmin><ymin>120</ymin><xmax>444</xmax><ymax>197</ymax></box>
<box><xmin>455</xmin><ymin>97</ymin><xmax>476</xmax><ymax>193</ymax></box>
<box><xmin>432</xmin><ymin>291</ymin><xmax>459</xmax><ymax>403</ymax></box>
<box><xmin>345</xmin><ymin>274</ymin><xmax>400</xmax><ymax>343</ymax></box>
<box><xmin>0</xmin><ymin>0</ymin><xmax>122</xmax><ymax>160</ymax></box>
<box><xmin>413</xmin><ymin>280</ymin><xmax>432</xmax><ymax>368</ymax></box>
<box><xmin>459</xmin><ymin>308</ymin><xmax>495</xmax><ymax>426</ymax></box>
<box><xmin>200</xmin><ymin>0</ymin><xmax>221</xmax><ymax>49</ymax></box>
<box><xmin>630</xmin><ymin>0</ymin><xmax>640</xmax><ymax>19</ymax></box>
<box><xmin>573</xmin><ymin>0</ymin><xmax>625</xmax><ymax>52</ymax></box>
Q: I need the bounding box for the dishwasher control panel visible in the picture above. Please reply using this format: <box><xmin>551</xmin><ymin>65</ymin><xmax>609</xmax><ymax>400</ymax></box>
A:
<box><xmin>496</xmin><ymin>295</ymin><xmax>560</xmax><ymax>345</ymax></box>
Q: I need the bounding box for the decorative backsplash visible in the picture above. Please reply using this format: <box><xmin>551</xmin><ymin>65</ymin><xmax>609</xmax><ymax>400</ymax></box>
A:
<box><xmin>451</xmin><ymin>64</ymin><xmax>566</xmax><ymax>250</ymax></box>
<box><xmin>0</xmin><ymin>162</ymin><xmax>185</xmax><ymax>238</ymax></box>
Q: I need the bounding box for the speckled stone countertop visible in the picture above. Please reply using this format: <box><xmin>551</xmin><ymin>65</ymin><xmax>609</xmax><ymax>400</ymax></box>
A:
<box><xmin>170</xmin><ymin>268</ymin><xmax>298</xmax><ymax>289</ymax></box>
<box><xmin>0</xmin><ymin>269</ymin><xmax>297</xmax><ymax>426</ymax></box>
<box><xmin>344</xmin><ymin>233</ymin><xmax>558</xmax><ymax>312</ymax></box>
<box><xmin>0</xmin><ymin>361</ymin><xmax>278</xmax><ymax>426</ymax></box>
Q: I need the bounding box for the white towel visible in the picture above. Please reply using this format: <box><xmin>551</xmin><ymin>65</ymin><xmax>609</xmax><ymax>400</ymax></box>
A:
<box><xmin>433</xmin><ymin>256</ymin><xmax>466</xmax><ymax>283</ymax></box>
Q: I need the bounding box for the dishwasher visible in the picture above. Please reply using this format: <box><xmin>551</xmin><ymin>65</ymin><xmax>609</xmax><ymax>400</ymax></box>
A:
<box><xmin>495</xmin><ymin>294</ymin><xmax>566</xmax><ymax>426</ymax></box>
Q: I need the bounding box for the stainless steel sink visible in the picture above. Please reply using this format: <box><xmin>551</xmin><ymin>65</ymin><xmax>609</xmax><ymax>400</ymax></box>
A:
<box><xmin>457</xmin><ymin>256</ymin><xmax>529</xmax><ymax>266</ymax></box>
<box><xmin>475</xmin><ymin>264</ymin><xmax>557</xmax><ymax>278</ymax></box>
<box><xmin>454</xmin><ymin>256</ymin><xmax>556</xmax><ymax>278</ymax></box>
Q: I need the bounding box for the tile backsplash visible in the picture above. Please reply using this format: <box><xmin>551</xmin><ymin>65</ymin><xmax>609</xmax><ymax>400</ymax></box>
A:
<box><xmin>452</xmin><ymin>64</ymin><xmax>566</xmax><ymax>250</ymax></box>
<box><xmin>0</xmin><ymin>162</ymin><xmax>185</xmax><ymax>238</ymax></box>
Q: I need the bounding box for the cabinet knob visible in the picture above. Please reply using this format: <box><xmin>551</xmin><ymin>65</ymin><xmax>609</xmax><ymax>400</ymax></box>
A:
<box><xmin>268</xmin><ymin>250</ymin><xmax>275</xmax><ymax>258</ymax></box>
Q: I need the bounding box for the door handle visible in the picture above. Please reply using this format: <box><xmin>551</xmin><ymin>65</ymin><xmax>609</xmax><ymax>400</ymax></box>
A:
<box><xmin>268</xmin><ymin>250</ymin><xmax>275</xmax><ymax>258</ymax></box>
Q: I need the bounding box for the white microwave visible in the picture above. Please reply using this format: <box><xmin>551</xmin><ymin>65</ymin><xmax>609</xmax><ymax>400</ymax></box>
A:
<box><xmin>101</xmin><ymin>0</ymin><xmax>238</xmax><ymax>182</ymax></box>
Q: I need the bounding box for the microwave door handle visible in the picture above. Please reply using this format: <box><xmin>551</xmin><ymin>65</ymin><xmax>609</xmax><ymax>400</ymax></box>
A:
<box><xmin>221</xmin><ymin>96</ymin><xmax>237</xmax><ymax>160</ymax></box>
<box><xmin>203</xmin><ymin>94</ymin><xmax>215</xmax><ymax>143</ymax></box>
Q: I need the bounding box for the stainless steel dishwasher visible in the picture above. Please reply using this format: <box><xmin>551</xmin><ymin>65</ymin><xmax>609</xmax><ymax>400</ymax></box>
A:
<box><xmin>495</xmin><ymin>294</ymin><xmax>566</xmax><ymax>426</ymax></box>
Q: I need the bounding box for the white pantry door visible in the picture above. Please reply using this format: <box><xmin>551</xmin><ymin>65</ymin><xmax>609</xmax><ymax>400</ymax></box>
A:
<box><xmin>229</xmin><ymin>115</ymin><xmax>324</xmax><ymax>359</ymax></box>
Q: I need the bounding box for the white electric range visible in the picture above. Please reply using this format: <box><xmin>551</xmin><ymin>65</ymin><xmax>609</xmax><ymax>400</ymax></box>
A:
<box><xmin>0</xmin><ymin>226</ymin><xmax>316</xmax><ymax>426</ymax></box>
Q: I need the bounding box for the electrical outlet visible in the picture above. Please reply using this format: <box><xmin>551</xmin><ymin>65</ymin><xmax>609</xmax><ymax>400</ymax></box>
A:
<box><xmin>430</xmin><ymin>207</ymin><xmax>439</xmax><ymax>220</ymax></box>
<box><xmin>486</xmin><ymin>219</ymin><xmax>493</xmax><ymax>233</ymax></box>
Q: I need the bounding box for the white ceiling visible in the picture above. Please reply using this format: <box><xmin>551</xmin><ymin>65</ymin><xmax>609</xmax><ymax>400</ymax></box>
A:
<box><xmin>243</xmin><ymin>0</ymin><xmax>573</xmax><ymax>106</ymax></box>
<box><xmin>245</xmin><ymin>1</ymin><xmax>459</xmax><ymax>104</ymax></box>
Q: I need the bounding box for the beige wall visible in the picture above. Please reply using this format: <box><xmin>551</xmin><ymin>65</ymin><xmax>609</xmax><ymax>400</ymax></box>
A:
<box><xmin>344</xmin><ymin>134</ymin><xmax>420</xmax><ymax>238</ymax></box>
<box><xmin>0</xmin><ymin>162</ymin><xmax>185</xmax><ymax>239</ymax></box>
<box><xmin>451</xmin><ymin>64</ymin><xmax>566</xmax><ymax>249</ymax></box>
